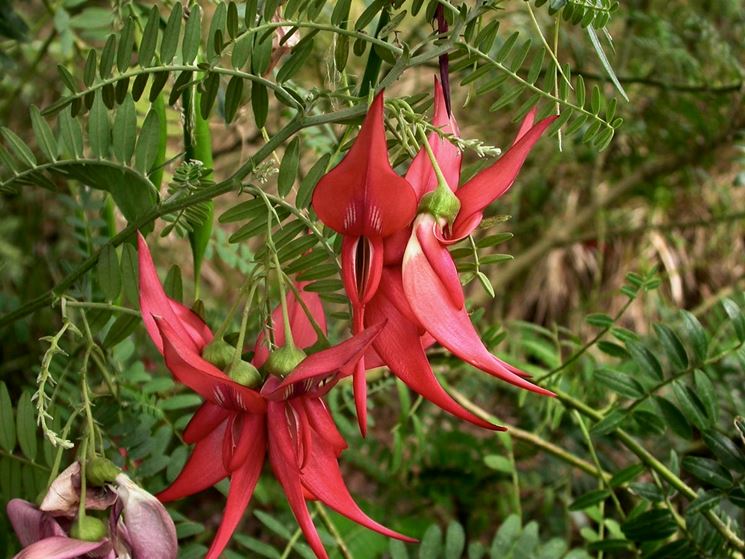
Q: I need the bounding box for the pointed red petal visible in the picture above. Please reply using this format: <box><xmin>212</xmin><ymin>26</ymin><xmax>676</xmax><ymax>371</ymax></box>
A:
<box><xmin>205</xmin><ymin>417</ymin><xmax>266</xmax><ymax>559</ymax></box>
<box><xmin>514</xmin><ymin>107</ymin><xmax>537</xmax><ymax>142</ymax></box>
<box><xmin>137</xmin><ymin>233</ymin><xmax>210</xmax><ymax>354</ymax></box>
<box><xmin>184</xmin><ymin>402</ymin><xmax>230</xmax><ymax>444</ymax></box>
<box><xmin>261</xmin><ymin>322</ymin><xmax>385</xmax><ymax>401</ymax></box>
<box><xmin>254</xmin><ymin>282</ymin><xmax>327</xmax><ymax>368</ymax></box>
<box><xmin>312</xmin><ymin>91</ymin><xmax>417</xmax><ymax>238</ymax></box>
<box><xmin>405</xmin><ymin>77</ymin><xmax>462</xmax><ymax>200</ymax></box>
<box><xmin>267</xmin><ymin>401</ymin><xmax>329</xmax><ymax>559</ymax></box>
<box><xmin>451</xmin><ymin>115</ymin><xmax>557</xmax><ymax>239</ymax></box>
<box><xmin>353</xmin><ymin>359</ymin><xmax>368</xmax><ymax>437</ymax></box>
<box><xmin>158</xmin><ymin>422</ymin><xmax>229</xmax><ymax>502</ymax></box>
<box><xmin>300</xmin><ymin>431</ymin><xmax>415</xmax><ymax>542</ymax></box>
<box><xmin>169</xmin><ymin>299</ymin><xmax>213</xmax><ymax>348</ymax></box>
<box><xmin>301</xmin><ymin>398</ymin><xmax>347</xmax><ymax>457</ymax></box>
<box><xmin>366</xmin><ymin>277</ymin><xmax>502</xmax><ymax>430</ymax></box>
<box><xmin>158</xmin><ymin>319</ymin><xmax>267</xmax><ymax>413</ymax></box>
<box><xmin>416</xmin><ymin>215</ymin><xmax>464</xmax><ymax>309</ymax></box>
<box><xmin>402</xmin><ymin>226</ymin><xmax>554</xmax><ymax>397</ymax></box>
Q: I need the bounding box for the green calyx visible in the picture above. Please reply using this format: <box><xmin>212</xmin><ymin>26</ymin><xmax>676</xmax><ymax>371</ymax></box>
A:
<box><xmin>202</xmin><ymin>338</ymin><xmax>235</xmax><ymax>370</ymax></box>
<box><xmin>419</xmin><ymin>185</ymin><xmax>461</xmax><ymax>225</ymax></box>
<box><xmin>264</xmin><ymin>345</ymin><xmax>307</xmax><ymax>377</ymax></box>
<box><xmin>227</xmin><ymin>360</ymin><xmax>262</xmax><ymax>387</ymax></box>
<box><xmin>86</xmin><ymin>457</ymin><xmax>120</xmax><ymax>487</ymax></box>
<box><xmin>70</xmin><ymin>515</ymin><xmax>108</xmax><ymax>542</ymax></box>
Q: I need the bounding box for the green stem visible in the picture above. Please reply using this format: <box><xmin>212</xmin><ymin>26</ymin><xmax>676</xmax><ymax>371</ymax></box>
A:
<box><xmin>416</xmin><ymin>125</ymin><xmax>450</xmax><ymax>193</ymax></box>
<box><xmin>273</xmin><ymin>249</ymin><xmax>295</xmax><ymax>349</ymax></box>
<box><xmin>314</xmin><ymin>503</ymin><xmax>353</xmax><ymax>559</ymax></box>
<box><xmin>232</xmin><ymin>284</ymin><xmax>257</xmax><ymax>367</ymax></box>
<box><xmin>447</xmin><ymin>384</ymin><xmax>609</xmax><ymax>480</ymax></box>
<box><xmin>77</xmin><ymin>439</ymin><xmax>88</xmax><ymax>520</ymax></box>
<box><xmin>47</xmin><ymin>408</ymin><xmax>82</xmax><ymax>486</ymax></box>
<box><xmin>213</xmin><ymin>288</ymin><xmax>249</xmax><ymax>341</ymax></box>
<box><xmin>279</xmin><ymin>526</ymin><xmax>305</xmax><ymax>559</ymax></box>
<box><xmin>537</xmin><ymin>296</ymin><xmax>634</xmax><ymax>383</ymax></box>
<box><xmin>572</xmin><ymin>410</ymin><xmax>625</xmax><ymax>519</ymax></box>
<box><xmin>64</xmin><ymin>300</ymin><xmax>139</xmax><ymax>316</ymax></box>
<box><xmin>0</xmin><ymin>449</ymin><xmax>49</xmax><ymax>471</ymax></box>
<box><xmin>80</xmin><ymin>349</ymin><xmax>96</xmax><ymax>458</ymax></box>
<box><xmin>282</xmin><ymin>275</ymin><xmax>329</xmax><ymax>345</ymax></box>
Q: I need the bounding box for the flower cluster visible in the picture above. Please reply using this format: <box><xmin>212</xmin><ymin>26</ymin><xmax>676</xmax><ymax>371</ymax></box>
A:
<box><xmin>137</xmin><ymin>79</ymin><xmax>555</xmax><ymax>559</ymax></box>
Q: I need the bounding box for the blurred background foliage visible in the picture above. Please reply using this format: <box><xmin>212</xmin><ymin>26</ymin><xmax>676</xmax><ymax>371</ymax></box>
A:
<box><xmin>0</xmin><ymin>0</ymin><xmax>744</xmax><ymax>558</ymax></box>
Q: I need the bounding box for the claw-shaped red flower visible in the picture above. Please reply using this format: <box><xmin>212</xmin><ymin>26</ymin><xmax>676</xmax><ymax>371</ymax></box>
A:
<box><xmin>312</xmin><ymin>91</ymin><xmax>417</xmax><ymax>434</ymax></box>
<box><xmin>137</xmin><ymin>235</ymin><xmax>412</xmax><ymax>559</ymax></box>
<box><xmin>358</xmin><ymin>80</ymin><xmax>555</xmax><ymax>431</ymax></box>
<box><xmin>401</xmin><ymin>79</ymin><xmax>556</xmax><ymax>397</ymax></box>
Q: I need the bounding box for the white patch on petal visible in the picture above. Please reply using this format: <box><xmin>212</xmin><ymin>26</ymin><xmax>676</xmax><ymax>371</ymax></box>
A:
<box><xmin>213</xmin><ymin>385</ymin><xmax>226</xmax><ymax>406</ymax></box>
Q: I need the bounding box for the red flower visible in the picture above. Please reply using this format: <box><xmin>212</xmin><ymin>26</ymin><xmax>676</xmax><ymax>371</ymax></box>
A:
<box><xmin>360</xmin><ymin>80</ymin><xmax>556</xmax><ymax>430</ymax></box>
<box><xmin>137</xmin><ymin>235</ymin><xmax>412</xmax><ymax>559</ymax></box>
<box><xmin>401</xmin><ymin>80</ymin><xmax>556</xmax><ymax>398</ymax></box>
<box><xmin>312</xmin><ymin>91</ymin><xmax>417</xmax><ymax>434</ymax></box>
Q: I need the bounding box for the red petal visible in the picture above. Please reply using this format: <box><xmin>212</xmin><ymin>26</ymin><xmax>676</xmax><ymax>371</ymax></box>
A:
<box><xmin>514</xmin><ymin>107</ymin><xmax>537</xmax><ymax>142</ymax></box>
<box><xmin>451</xmin><ymin>115</ymin><xmax>556</xmax><ymax>240</ymax></box>
<box><xmin>405</xmin><ymin>77</ymin><xmax>462</xmax><ymax>200</ymax></box>
<box><xmin>291</xmin><ymin>399</ymin><xmax>313</xmax><ymax>469</ymax></box>
<box><xmin>205</xmin><ymin>418</ymin><xmax>266</xmax><ymax>559</ymax></box>
<box><xmin>158</xmin><ymin>422</ymin><xmax>229</xmax><ymax>502</ymax></box>
<box><xmin>254</xmin><ymin>282</ymin><xmax>327</xmax><ymax>368</ymax></box>
<box><xmin>158</xmin><ymin>319</ymin><xmax>267</xmax><ymax>414</ymax></box>
<box><xmin>222</xmin><ymin>415</ymin><xmax>240</xmax><ymax>472</ymax></box>
<box><xmin>416</xmin><ymin>215</ymin><xmax>464</xmax><ymax>309</ymax></box>
<box><xmin>402</xmin><ymin>226</ymin><xmax>554</xmax><ymax>397</ymax></box>
<box><xmin>366</xmin><ymin>277</ymin><xmax>502</xmax><ymax>430</ymax></box>
<box><xmin>353</xmin><ymin>359</ymin><xmax>368</xmax><ymax>437</ymax></box>
<box><xmin>301</xmin><ymin>398</ymin><xmax>347</xmax><ymax>457</ymax></box>
<box><xmin>300</xmin><ymin>431</ymin><xmax>415</xmax><ymax>543</ymax></box>
<box><xmin>137</xmin><ymin>233</ymin><xmax>211</xmax><ymax>354</ymax></box>
<box><xmin>267</xmin><ymin>401</ymin><xmax>329</xmax><ymax>559</ymax></box>
<box><xmin>261</xmin><ymin>322</ymin><xmax>385</xmax><ymax>401</ymax></box>
<box><xmin>184</xmin><ymin>402</ymin><xmax>230</xmax><ymax>444</ymax></box>
<box><xmin>312</xmin><ymin>91</ymin><xmax>417</xmax><ymax>238</ymax></box>
<box><xmin>228</xmin><ymin>413</ymin><xmax>267</xmax><ymax>472</ymax></box>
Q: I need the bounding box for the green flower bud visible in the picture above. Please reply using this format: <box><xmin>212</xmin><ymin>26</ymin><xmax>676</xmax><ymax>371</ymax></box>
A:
<box><xmin>227</xmin><ymin>360</ymin><xmax>262</xmax><ymax>387</ymax></box>
<box><xmin>202</xmin><ymin>338</ymin><xmax>235</xmax><ymax>370</ymax></box>
<box><xmin>86</xmin><ymin>457</ymin><xmax>121</xmax><ymax>487</ymax></box>
<box><xmin>419</xmin><ymin>186</ymin><xmax>461</xmax><ymax>225</ymax></box>
<box><xmin>70</xmin><ymin>515</ymin><xmax>108</xmax><ymax>542</ymax></box>
<box><xmin>264</xmin><ymin>345</ymin><xmax>307</xmax><ymax>377</ymax></box>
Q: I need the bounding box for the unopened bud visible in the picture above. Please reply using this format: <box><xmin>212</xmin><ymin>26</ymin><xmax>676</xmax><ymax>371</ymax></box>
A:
<box><xmin>419</xmin><ymin>186</ymin><xmax>461</xmax><ymax>225</ymax></box>
<box><xmin>70</xmin><ymin>515</ymin><xmax>108</xmax><ymax>542</ymax></box>
<box><xmin>264</xmin><ymin>345</ymin><xmax>306</xmax><ymax>377</ymax></box>
<box><xmin>202</xmin><ymin>338</ymin><xmax>235</xmax><ymax>370</ymax></box>
<box><xmin>227</xmin><ymin>360</ymin><xmax>262</xmax><ymax>387</ymax></box>
<box><xmin>86</xmin><ymin>457</ymin><xmax>120</xmax><ymax>487</ymax></box>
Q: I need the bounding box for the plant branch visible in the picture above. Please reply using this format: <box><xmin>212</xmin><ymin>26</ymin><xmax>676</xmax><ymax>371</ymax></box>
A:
<box><xmin>553</xmin><ymin>388</ymin><xmax>745</xmax><ymax>552</ymax></box>
<box><xmin>447</xmin><ymin>385</ymin><xmax>610</xmax><ymax>481</ymax></box>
